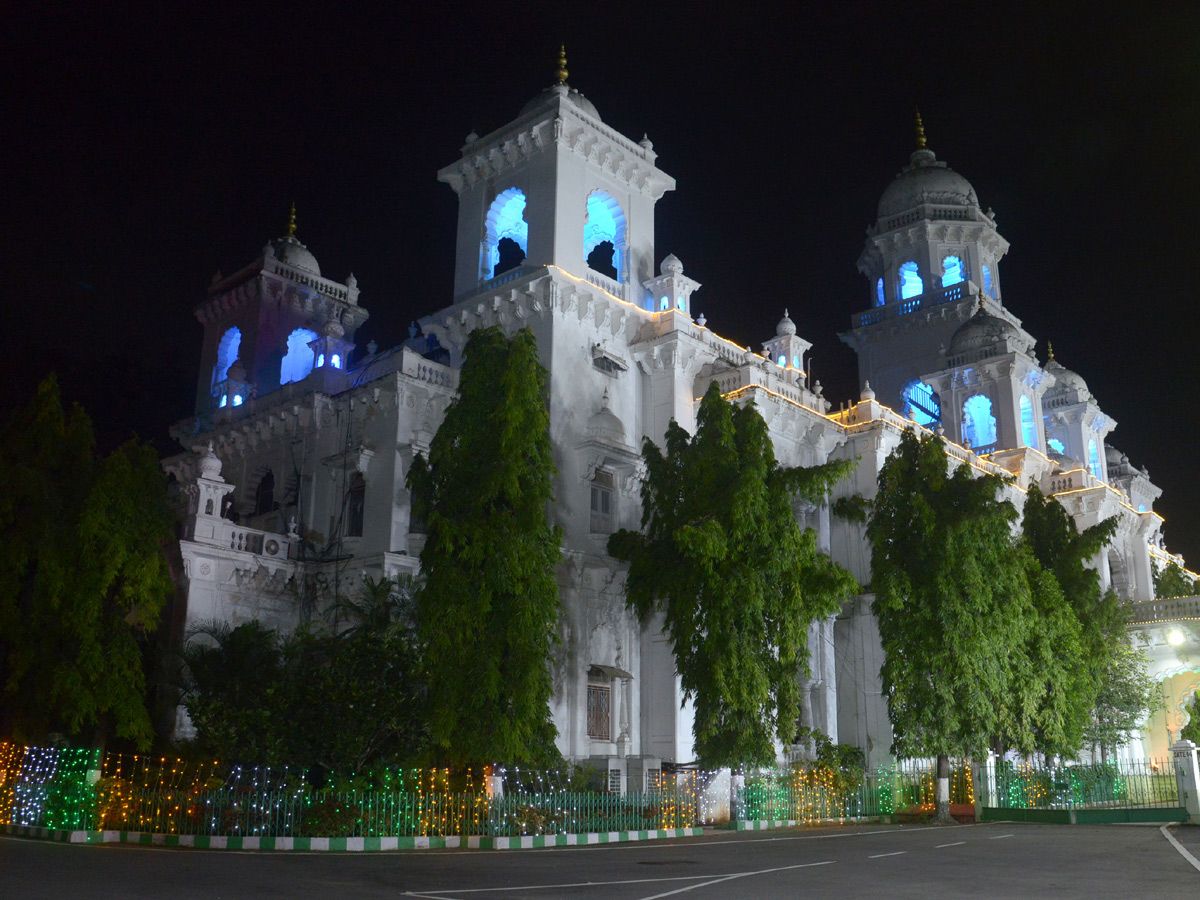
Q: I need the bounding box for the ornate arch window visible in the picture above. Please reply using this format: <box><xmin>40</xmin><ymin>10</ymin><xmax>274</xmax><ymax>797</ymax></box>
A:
<box><xmin>941</xmin><ymin>255</ymin><xmax>965</xmax><ymax>288</ymax></box>
<box><xmin>875</xmin><ymin>277</ymin><xmax>885</xmax><ymax>307</ymax></box>
<box><xmin>1088</xmin><ymin>439</ymin><xmax>1101</xmax><ymax>480</ymax></box>
<box><xmin>961</xmin><ymin>394</ymin><xmax>997</xmax><ymax>450</ymax></box>
<box><xmin>982</xmin><ymin>264</ymin><xmax>995</xmax><ymax>296</ymax></box>
<box><xmin>213</xmin><ymin>326</ymin><xmax>242</xmax><ymax>387</ymax></box>
<box><xmin>482</xmin><ymin>188</ymin><xmax>528</xmax><ymax>280</ymax></box>
<box><xmin>1020</xmin><ymin>396</ymin><xmax>1038</xmax><ymax>449</ymax></box>
<box><xmin>281</xmin><ymin>328</ymin><xmax>318</xmax><ymax>385</ymax></box>
<box><xmin>898</xmin><ymin>261</ymin><xmax>923</xmax><ymax>300</ymax></box>
<box><xmin>584</xmin><ymin>191</ymin><xmax>627</xmax><ymax>281</ymax></box>
<box><xmin>901</xmin><ymin>379</ymin><xmax>940</xmax><ymax>427</ymax></box>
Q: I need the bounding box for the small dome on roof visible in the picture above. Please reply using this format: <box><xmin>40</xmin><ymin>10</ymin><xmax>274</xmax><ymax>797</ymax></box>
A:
<box><xmin>1045</xmin><ymin>357</ymin><xmax>1089</xmax><ymax>398</ymax></box>
<box><xmin>878</xmin><ymin>148</ymin><xmax>979</xmax><ymax>220</ymax></box>
<box><xmin>520</xmin><ymin>83</ymin><xmax>601</xmax><ymax>122</ymax></box>
<box><xmin>270</xmin><ymin>236</ymin><xmax>321</xmax><ymax>276</ymax></box>
<box><xmin>587</xmin><ymin>389</ymin><xmax>626</xmax><ymax>444</ymax></box>
<box><xmin>776</xmin><ymin>309</ymin><xmax>797</xmax><ymax>336</ymax></box>
<box><xmin>948</xmin><ymin>302</ymin><xmax>1021</xmax><ymax>359</ymax></box>
<box><xmin>661</xmin><ymin>253</ymin><xmax>684</xmax><ymax>276</ymax></box>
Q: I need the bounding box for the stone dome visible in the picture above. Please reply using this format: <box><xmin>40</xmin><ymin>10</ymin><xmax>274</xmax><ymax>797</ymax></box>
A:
<box><xmin>1045</xmin><ymin>358</ymin><xmax>1090</xmax><ymax>398</ymax></box>
<box><xmin>587</xmin><ymin>390</ymin><xmax>626</xmax><ymax>444</ymax></box>
<box><xmin>661</xmin><ymin>253</ymin><xmax>684</xmax><ymax>276</ymax></box>
<box><xmin>948</xmin><ymin>303</ymin><xmax>1021</xmax><ymax>359</ymax></box>
<box><xmin>776</xmin><ymin>309</ymin><xmax>797</xmax><ymax>336</ymax></box>
<box><xmin>270</xmin><ymin>236</ymin><xmax>321</xmax><ymax>276</ymax></box>
<box><xmin>877</xmin><ymin>148</ymin><xmax>979</xmax><ymax>219</ymax></box>
<box><xmin>520</xmin><ymin>84</ymin><xmax>601</xmax><ymax>122</ymax></box>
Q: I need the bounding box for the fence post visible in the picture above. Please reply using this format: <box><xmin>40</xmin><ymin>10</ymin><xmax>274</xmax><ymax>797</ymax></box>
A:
<box><xmin>1171</xmin><ymin>740</ymin><xmax>1200</xmax><ymax>822</ymax></box>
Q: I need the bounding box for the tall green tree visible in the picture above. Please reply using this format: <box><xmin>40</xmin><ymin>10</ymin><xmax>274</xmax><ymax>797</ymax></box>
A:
<box><xmin>408</xmin><ymin>327</ymin><xmax>562</xmax><ymax>769</ymax></box>
<box><xmin>1021</xmin><ymin>485</ymin><xmax>1121</xmax><ymax>757</ymax></box>
<box><xmin>1181</xmin><ymin>691</ymin><xmax>1200</xmax><ymax>745</ymax></box>
<box><xmin>1153</xmin><ymin>562</ymin><xmax>1197</xmax><ymax>600</ymax></box>
<box><xmin>609</xmin><ymin>382</ymin><xmax>857</xmax><ymax>768</ymax></box>
<box><xmin>1083</xmin><ymin>639</ymin><xmax>1163</xmax><ymax>762</ymax></box>
<box><xmin>0</xmin><ymin>376</ymin><xmax>175</xmax><ymax>749</ymax></box>
<box><xmin>869</xmin><ymin>430</ymin><xmax>1038</xmax><ymax>821</ymax></box>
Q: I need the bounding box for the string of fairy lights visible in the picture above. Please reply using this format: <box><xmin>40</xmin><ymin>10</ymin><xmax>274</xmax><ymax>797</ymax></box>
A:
<box><xmin>7</xmin><ymin>742</ymin><xmax>1178</xmax><ymax>836</ymax></box>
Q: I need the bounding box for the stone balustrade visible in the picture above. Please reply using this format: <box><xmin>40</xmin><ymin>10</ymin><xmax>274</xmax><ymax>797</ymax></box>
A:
<box><xmin>1126</xmin><ymin>595</ymin><xmax>1200</xmax><ymax>624</ymax></box>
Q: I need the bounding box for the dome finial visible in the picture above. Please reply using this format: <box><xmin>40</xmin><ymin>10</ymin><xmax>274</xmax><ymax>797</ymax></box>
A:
<box><xmin>287</xmin><ymin>201</ymin><xmax>298</xmax><ymax>238</ymax></box>
<box><xmin>1046</xmin><ymin>341</ymin><xmax>1055</xmax><ymax>362</ymax></box>
<box><xmin>915</xmin><ymin>107</ymin><xmax>927</xmax><ymax>150</ymax></box>
<box><xmin>556</xmin><ymin>43</ymin><xmax>569</xmax><ymax>85</ymax></box>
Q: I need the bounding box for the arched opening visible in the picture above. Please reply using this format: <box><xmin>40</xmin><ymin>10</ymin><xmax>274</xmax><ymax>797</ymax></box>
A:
<box><xmin>280</xmin><ymin>328</ymin><xmax>318</xmax><ymax>385</ymax></box>
<box><xmin>982</xmin><ymin>264</ymin><xmax>994</xmax><ymax>296</ymax></box>
<box><xmin>584</xmin><ymin>191</ymin><xmax>627</xmax><ymax>282</ymax></box>
<box><xmin>898</xmin><ymin>261</ymin><xmax>923</xmax><ymax>300</ymax></box>
<box><xmin>1047</xmin><ymin>438</ymin><xmax>1066</xmax><ymax>455</ymax></box>
<box><xmin>346</xmin><ymin>472</ymin><xmax>365</xmax><ymax>538</ymax></box>
<box><xmin>961</xmin><ymin>394</ymin><xmax>997</xmax><ymax>450</ymax></box>
<box><xmin>1088</xmin><ymin>439</ymin><xmax>1101</xmax><ymax>479</ymax></box>
<box><xmin>875</xmin><ymin>277</ymin><xmax>885</xmax><ymax>307</ymax></box>
<box><xmin>482</xmin><ymin>188</ymin><xmax>528</xmax><ymax>281</ymax></box>
<box><xmin>941</xmin><ymin>255</ymin><xmax>965</xmax><ymax>288</ymax></box>
<box><xmin>902</xmin><ymin>380</ymin><xmax>940</xmax><ymax>427</ymax></box>
<box><xmin>1020</xmin><ymin>396</ymin><xmax>1037</xmax><ymax>448</ymax></box>
<box><xmin>254</xmin><ymin>470</ymin><xmax>275</xmax><ymax>516</ymax></box>
<box><xmin>213</xmin><ymin>326</ymin><xmax>242</xmax><ymax>386</ymax></box>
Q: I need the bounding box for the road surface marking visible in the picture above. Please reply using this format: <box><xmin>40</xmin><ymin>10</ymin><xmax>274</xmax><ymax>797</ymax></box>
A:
<box><xmin>869</xmin><ymin>851</ymin><xmax>906</xmax><ymax>858</ymax></box>
<box><xmin>1160</xmin><ymin>825</ymin><xmax>1200</xmax><ymax>874</ymax></box>
<box><xmin>634</xmin><ymin>861</ymin><xmax>835</xmax><ymax>900</ymax></box>
<box><xmin>988</xmin><ymin>834</ymin><xmax>1013</xmax><ymax>839</ymax></box>
<box><xmin>935</xmin><ymin>842</ymin><xmax>966</xmax><ymax>848</ymax></box>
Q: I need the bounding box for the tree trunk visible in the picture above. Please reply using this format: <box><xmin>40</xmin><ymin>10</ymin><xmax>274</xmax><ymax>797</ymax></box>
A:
<box><xmin>934</xmin><ymin>753</ymin><xmax>956</xmax><ymax>825</ymax></box>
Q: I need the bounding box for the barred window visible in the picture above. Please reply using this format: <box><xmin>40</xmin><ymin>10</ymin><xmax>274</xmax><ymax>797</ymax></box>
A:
<box><xmin>590</xmin><ymin>470</ymin><xmax>614</xmax><ymax>533</ymax></box>
<box><xmin>587</xmin><ymin>684</ymin><xmax>611</xmax><ymax>740</ymax></box>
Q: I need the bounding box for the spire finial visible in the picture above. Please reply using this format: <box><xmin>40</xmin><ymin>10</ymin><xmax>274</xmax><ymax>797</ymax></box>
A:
<box><xmin>287</xmin><ymin>201</ymin><xmax>297</xmax><ymax>238</ymax></box>
<box><xmin>556</xmin><ymin>44</ymin><xmax>569</xmax><ymax>85</ymax></box>
<box><xmin>915</xmin><ymin>106</ymin><xmax>927</xmax><ymax>149</ymax></box>
<box><xmin>1046</xmin><ymin>341</ymin><xmax>1055</xmax><ymax>362</ymax></box>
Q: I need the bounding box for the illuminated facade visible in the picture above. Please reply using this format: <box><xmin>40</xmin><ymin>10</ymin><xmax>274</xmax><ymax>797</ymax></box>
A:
<box><xmin>165</xmin><ymin>77</ymin><xmax>1195</xmax><ymax>773</ymax></box>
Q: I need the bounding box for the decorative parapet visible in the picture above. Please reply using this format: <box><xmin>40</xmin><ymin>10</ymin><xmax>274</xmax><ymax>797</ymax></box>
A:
<box><xmin>1127</xmin><ymin>596</ymin><xmax>1200</xmax><ymax>624</ymax></box>
<box><xmin>850</xmin><ymin>282</ymin><xmax>972</xmax><ymax>329</ymax></box>
<box><xmin>187</xmin><ymin>517</ymin><xmax>296</xmax><ymax>561</ymax></box>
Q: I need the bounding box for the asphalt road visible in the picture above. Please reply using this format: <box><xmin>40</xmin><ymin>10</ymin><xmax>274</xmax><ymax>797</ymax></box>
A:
<box><xmin>3</xmin><ymin>822</ymin><xmax>1198</xmax><ymax>899</ymax></box>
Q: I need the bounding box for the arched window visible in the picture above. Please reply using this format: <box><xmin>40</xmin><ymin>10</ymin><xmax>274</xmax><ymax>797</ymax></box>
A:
<box><xmin>482</xmin><ymin>188</ymin><xmax>528</xmax><ymax>280</ymax></box>
<box><xmin>1088</xmin><ymin>439</ymin><xmax>1101</xmax><ymax>479</ymax></box>
<box><xmin>1020</xmin><ymin>396</ymin><xmax>1037</xmax><ymax>448</ymax></box>
<box><xmin>898</xmin><ymin>261</ymin><xmax>923</xmax><ymax>300</ymax></box>
<box><xmin>281</xmin><ymin>328</ymin><xmax>318</xmax><ymax>384</ymax></box>
<box><xmin>213</xmin><ymin>326</ymin><xmax>242</xmax><ymax>386</ymax></box>
<box><xmin>961</xmin><ymin>394</ymin><xmax>997</xmax><ymax>450</ymax></box>
<box><xmin>982</xmin><ymin>265</ymin><xmax>994</xmax><ymax>296</ymax></box>
<box><xmin>659</xmin><ymin>295</ymin><xmax>669</xmax><ymax>310</ymax></box>
<box><xmin>254</xmin><ymin>470</ymin><xmax>275</xmax><ymax>516</ymax></box>
<box><xmin>584</xmin><ymin>191</ymin><xmax>627</xmax><ymax>281</ymax></box>
<box><xmin>941</xmin><ymin>255</ymin><xmax>965</xmax><ymax>288</ymax></box>
<box><xmin>777</xmin><ymin>354</ymin><xmax>786</xmax><ymax>367</ymax></box>
<box><xmin>902</xmin><ymin>380</ymin><xmax>940</xmax><ymax>426</ymax></box>
<box><xmin>875</xmin><ymin>277</ymin><xmax>885</xmax><ymax>307</ymax></box>
<box><xmin>590</xmin><ymin>469</ymin><xmax>615</xmax><ymax>534</ymax></box>
<box><xmin>1048</xmin><ymin>438</ymin><xmax>1066</xmax><ymax>455</ymax></box>
<box><xmin>346</xmin><ymin>472</ymin><xmax>365</xmax><ymax>537</ymax></box>
<box><xmin>331</xmin><ymin>353</ymin><xmax>341</xmax><ymax>369</ymax></box>
<box><xmin>792</xmin><ymin>354</ymin><xmax>801</xmax><ymax>369</ymax></box>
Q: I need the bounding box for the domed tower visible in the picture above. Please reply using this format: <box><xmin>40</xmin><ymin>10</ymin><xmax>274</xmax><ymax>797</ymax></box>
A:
<box><xmin>191</xmin><ymin>205</ymin><xmax>367</xmax><ymax>418</ymax></box>
<box><xmin>1041</xmin><ymin>345</ymin><xmax>1116</xmax><ymax>480</ymax></box>
<box><xmin>437</xmin><ymin>47</ymin><xmax>675</xmax><ymax>307</ymax></box>
<box><xmin>841</xmin><ymin>114</ymin><xmax>1019</xmax><ymax>421</ymax></box>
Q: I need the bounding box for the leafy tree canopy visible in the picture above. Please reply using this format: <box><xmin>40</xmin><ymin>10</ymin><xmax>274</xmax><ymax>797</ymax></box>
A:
<box><xmin>1153</xmin><ymin>561</ymin><xmax>1198</xmax><ymax>600</ymax></box>
<box><xmin>1083</xmin><ymin>638</ymin><xmax>1163</xmax><ymax>761</ymax></box>
<box><xmin>1181</xmin><ymin>691</ymin><xmax>1200</xmax><ymax>746</ymax></box>
<box><xmin>407</xmin><ymin>326</ymin><xmax>562</xmax><ymax>769</ymax></box>
<box><xmin>0</xmin><ymin>376</ymin><xmax>175</xmax><ymax>749</ymax></box>
<box><xmin>609</xmin><ymin>381</ymin><xmax>857</xmax><ymax>768</ymax></box>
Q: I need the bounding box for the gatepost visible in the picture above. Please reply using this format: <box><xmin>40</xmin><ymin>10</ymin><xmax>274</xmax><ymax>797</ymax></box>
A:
<box><xmin>1171</xmin><ymin>740</ymin><xmax>1200</xmax><ymax>822</ymax></box>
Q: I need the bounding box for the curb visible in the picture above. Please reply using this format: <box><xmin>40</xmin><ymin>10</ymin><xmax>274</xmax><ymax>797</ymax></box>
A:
<box><xmin>2</xmin><ymin>823</ymin><xmax>703</xmax><ymax>851</ymax></box>
<box><xmin>731</xmin><ymin>819</ymin><xmax>800</xmax><ymax>830</ymax></box>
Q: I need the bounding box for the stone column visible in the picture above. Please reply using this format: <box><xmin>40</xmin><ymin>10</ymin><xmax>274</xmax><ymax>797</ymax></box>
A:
<box><xmin>1171</xmin><ymin>740</ymin><xmax>1200</xmax><ymax>822</ymax></box>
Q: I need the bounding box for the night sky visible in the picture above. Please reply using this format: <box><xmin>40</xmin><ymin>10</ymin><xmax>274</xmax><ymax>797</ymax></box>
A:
<box><xmin>6</xmin><ymin>4</ymin><xmax>1200</xmax><ymax>565</ymax></box>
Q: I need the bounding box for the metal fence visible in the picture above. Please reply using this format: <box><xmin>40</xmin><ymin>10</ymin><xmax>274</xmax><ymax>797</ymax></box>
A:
<box><xmin>984</xmin><ymin>758</ymin><xmax>1181</xmax><ymax>812</ymax></box>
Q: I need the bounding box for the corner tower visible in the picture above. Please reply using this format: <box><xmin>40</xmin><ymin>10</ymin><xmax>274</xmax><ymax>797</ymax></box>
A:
<box><xmin>437</xmin><ymin>48</ymin><xmax>675</xmax><ymax>307</ymax></box>
<box><xmin>840</xmin><ymin>115</ymin><xmax>1020</xmax><ymax>422</ymax></box>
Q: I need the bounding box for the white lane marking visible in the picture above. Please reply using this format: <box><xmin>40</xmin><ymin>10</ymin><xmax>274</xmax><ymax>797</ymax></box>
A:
<box><xmin>634</xmin><ymin>861</ymin><xmax>835</xmax><ymax>900</ymax></box>
<box><xmin>1160</xmin><ymin>824</ymin><xmax>1200</xmax><ymax>874</ymax></box>
<box><xmin>869</xmin><ymin>851</ymin><xmax>906</xmax><ymax>858</ymax></box>
<box><xmin>401</xmin><ymin>874</ymin><xmax>723</xmax><ymax>895</ymax></box>
<box><xmin>988</xmin><ymin>834</ymin><xmax>1013</xmax><ymax>840</ymax></box>
<box><xmin>935</xmin><ymin>842</ymin><xmax>966</xmax><ymax>848</ymax></box>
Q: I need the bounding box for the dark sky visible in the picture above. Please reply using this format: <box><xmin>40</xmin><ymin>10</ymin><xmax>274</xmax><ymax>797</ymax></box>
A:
<box><xmin>5</xmin><ymin>3</ymin><xmax>1199</xmax><ymax>565</ymax></box>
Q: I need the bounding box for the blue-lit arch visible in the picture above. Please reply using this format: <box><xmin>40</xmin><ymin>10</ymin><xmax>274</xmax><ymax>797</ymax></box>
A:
<box><xmin>482</xmin><ymin>188</ymin><xmax>528</xmax><ymax>280</ymax></box>
<box><xmin>941</xmin><ymin>255</ymin><xmax>965</xmax><ymax>288</ymax></box>
<box><xmin>898</xmin><ymin>261</ymin><xmax>923</xmax><ymax>300</ymax></box>
<box><xmin>213</xmin><ymin>326</ymin><xmax>242</xmax><ymax>386</ymax></box>
<box><xmin>281</xmin><ymin>328</ymin><xmax>318</xmax><ymax>385</ymax></box>
<box><xmin>1048</xmin><ymin>438</ymin><xmax>1066</xmax><ymax>455</ymax></box>
<box><xmin>875</xmin><ymin>277</ymin><xmax>885</xmax><ymax>307</ymax></box>
<box><xmin>1020</xmin><ymin>395</ymin><xmax>1037</xmax><ymax>448</ymax></box>
<box><xmin>584</xmin><ymin>191</ymin><xmax>627</xmax><ymax>281</ymax></box>
<box><xmin>1088</xmin><ymin>439</ymin><xmax>1101</xmax><ymax>479</ymax></box>
<box><xmin>902</xmin><ymin>379</ymin><xmax>940</xmax><ymax>427</ymax></box>
<box><xmin>982</xmin><ymin>264</ymin><xmax>994</xmax><ymax>296</ymax></box>
<box><xmin>962</xmin><ymin>394</ymin><xmax>997</xmax><ymax>450</ymax></box>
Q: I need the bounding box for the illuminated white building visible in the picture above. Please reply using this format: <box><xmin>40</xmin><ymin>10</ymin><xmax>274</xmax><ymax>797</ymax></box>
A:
<box><xmin>166</xmin><ymin>71</ymin><xmax>1196</xmax><ymax>774</ymax></box>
